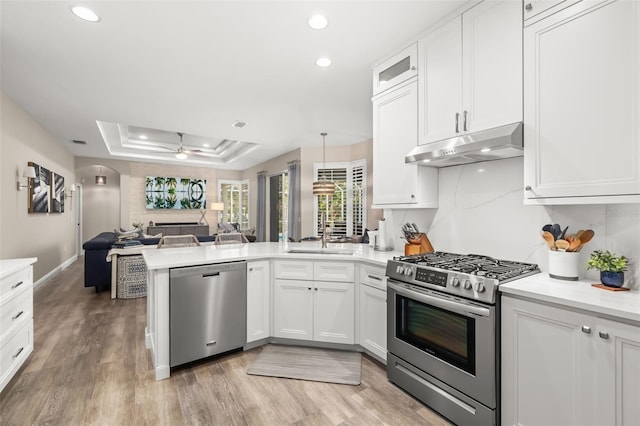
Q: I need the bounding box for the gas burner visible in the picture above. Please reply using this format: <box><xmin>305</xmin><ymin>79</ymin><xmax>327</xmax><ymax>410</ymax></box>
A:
<box><xmin>387</xmin><ymin>251</ymin><xmax>540</xmax><ymax>304</ymax></box>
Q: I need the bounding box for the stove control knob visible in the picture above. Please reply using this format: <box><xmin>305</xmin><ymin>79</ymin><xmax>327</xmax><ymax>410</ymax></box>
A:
<box><xmin>474</xmin><ymin>282</ymin><xmax>485</xmax><ymax>293</ymax></box>
<box><xmin>464</xmin><ymin>280</ymin><xmax>472</xmax><ymax>290</ymax></box>
<box><xmin>451</xmin><ymin>277</ymin><xmax>460</xmax><ymax>287</ymax></box>
<box><xmin>404</xmin><ymin>267</ymin><xmax>413</xmax><ymax>276</ymax></box>
<box><xmin>396</xmin><ymin>265</ymin><xmax>404</xmax><ymax>275</ymax></box>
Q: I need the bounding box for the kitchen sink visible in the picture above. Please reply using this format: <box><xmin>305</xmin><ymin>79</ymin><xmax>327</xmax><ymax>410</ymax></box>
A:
<box><xmin>284</xmin><ymin>248</ymin><xmax>354</xmax><ymax>255</ymax></box>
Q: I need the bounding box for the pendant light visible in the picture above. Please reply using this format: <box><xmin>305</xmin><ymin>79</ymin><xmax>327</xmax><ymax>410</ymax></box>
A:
<box><xmin>95</xmin><ymin>166</ymin><xmax>106</xmax><ymax>185</ymax></box>
<box><xmin>312</xmin><ymin>132</ymin><xmax>335</xmax><ymax>195</ymax></box>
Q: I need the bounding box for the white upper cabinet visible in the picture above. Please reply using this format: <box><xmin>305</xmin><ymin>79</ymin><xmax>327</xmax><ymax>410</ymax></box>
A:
<box><xmin>419</xmin><ymin>0</ymin><xmax>523</xmax><ymax>145</ymax></box>
<box><xmin>372</xmin><ymin>43</ymin><xmax>418</xmax><ymax>96</ymax></box>
<box><xmin>372</xmin><ymin>79</ymin><xmax>438</xmax><ymax>207</ymax></box>
<box><xmin>523</xmin><ymin>0</ymin><xmax>640</xmax><ymax>204</ymax></box>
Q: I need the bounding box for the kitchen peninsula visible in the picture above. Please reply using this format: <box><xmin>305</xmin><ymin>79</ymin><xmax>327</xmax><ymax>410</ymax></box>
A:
<box><xmin>142</xmin><ymin>241</ymin><xmax>399</xmax><ymax>380</ymax></box>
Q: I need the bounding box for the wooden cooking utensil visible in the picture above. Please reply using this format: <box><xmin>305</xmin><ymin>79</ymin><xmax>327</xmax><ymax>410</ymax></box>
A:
<box><xmin>567</xmin><ymin>237</ymin><xmax>581</xmax><ymax>252</ymax></box>
<box><xmin>576</xmin><ymin>229</ymin><xmax>594</xmax><ymax>251</ymax></box>
<box><xmin>555</xmin><ymin>239</ymin><xmax>570</xmax><ymax>251</ymax></box>
<box><xmin>542</xmin><ymin>231</ymin><xmax>556</xmax><ymax>250</ymax></box>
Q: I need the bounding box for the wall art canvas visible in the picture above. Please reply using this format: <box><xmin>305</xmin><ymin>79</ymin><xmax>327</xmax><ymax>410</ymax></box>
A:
<box><xmin>145</xmin><ymin>176</ymin><xmax>206</xmax><ymax>209</ymax></box>
<box><xmin>51</xmin><ymin>172</ymin><xmax>65</xmax><ymax>213</ymax></box>
<box><xmin>28</xmin><ymin>162</ymin><xmax>50</xmax><ymax>213</ymax></box>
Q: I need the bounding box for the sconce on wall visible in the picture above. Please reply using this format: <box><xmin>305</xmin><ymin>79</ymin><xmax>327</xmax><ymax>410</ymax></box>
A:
<box><xmin>16</xmin><ymin>166</ymin><xmax>37</xmax><ymax>190</ymax></box>
<box><xmin>95</xmin><ymin>167</ymin><xmax>106</xmax><ymax>185</ymax></box>
<box><xmin>65</xmin><ymin>185</ymin><xmax>76</xmax><ymax>199</ymax></box>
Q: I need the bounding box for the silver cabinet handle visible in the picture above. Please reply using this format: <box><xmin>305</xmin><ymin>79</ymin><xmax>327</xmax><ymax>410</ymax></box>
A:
<box><xmin>367</xmin><ymin>275</ymin><xmax>382</xmax><ymax>281</ymax></box>
<box><xmin>206</xmin><ymin>341</ymin><xmax>217</xmax><ymax>346</ymax></box>
<box><xmin>525</xmin><ymin>185</ymin><xmax>532</xmax><ymax>191</ymax></box>
<box><xmin>12</xmin><ymin>311</ymin><xmax>24</xmax><ymax>321</ymax></box>
<box><xmin>308</xmin><ymin>287</ymin><xmax>312</xmax><ymax>290</ymax></box>
<box><xmin>11</xmin><ymin>281</ymin><xmax>24</xmax><ymax>290</ymax></box>
<box><xmin>463</xmin><ymin>110</ymin><xmax>468</xmax><ymax>132</ymax></box>
<box><xmin>455</xmin><ymin>112</ymin><xmax>460</xmax><ymax>133</ymax></box>
<box><xmin>410</xmin><ymin>66</ymin><xmax>416</xmax><ymax>71</ymax></box>
<box><xmin>581</xmin><ymin>326</ymin><xmax>591</xmax><ymax>334</ymax></box>
<box><xmin>525</xmin><ymin>3</ymin><xmax>532</xmax><ymax>11</ymax></box>
<box><xmin>599</xmin><ymin>331</ymin><xmax>610</xmax><ymax>340</ymax></box>
<box><xmin>13</xmin><ymin>347</ymin><xmax>24</xmax><ymax>359</ymax></box>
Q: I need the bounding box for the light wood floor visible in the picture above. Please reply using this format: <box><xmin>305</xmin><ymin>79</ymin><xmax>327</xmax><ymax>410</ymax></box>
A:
<box><xmin>0</xmin><ymin>258</ymin><xmax>451</xmax><ymax>425</ymax></box>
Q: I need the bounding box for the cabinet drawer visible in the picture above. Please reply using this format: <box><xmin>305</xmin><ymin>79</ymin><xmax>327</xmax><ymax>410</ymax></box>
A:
<box><xmin>314</xmin><ymin>262</ymin><xmax>355</xmax><ymax>283</ymax></box>
<box><xmin>274</xmin><ymin>261</ymin><xmax>314</xmax><ymax>280</ymax></box>
<box><xmin>0</xmin><ymin>266</ymin><xmax>32</xmax><ymax>303</ymax></box>
<box><xmin>0</xmin><ymin>320</ymin><xmax>33</xmax><ymax>392</ymax></box>
<box><xmin>0</xmin><ymin>287</ymin><xmax>32</xmax><ymax>340</ymax></box>
<box><xmin>359</xmin><ymin>264</ymin><xmax>386</xmax><ymax>291</ymax></box>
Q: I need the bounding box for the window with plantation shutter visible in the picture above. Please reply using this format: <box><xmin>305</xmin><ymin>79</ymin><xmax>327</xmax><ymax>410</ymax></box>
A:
<box><xmin>314</xmin><ymin>160</ymin><xmax>366</xmax><ymax>238</ymax></box>
<box><xmin>218</xmin><ymin>179</ymin><xmax>249</xmax><ymax>229</ymax></box>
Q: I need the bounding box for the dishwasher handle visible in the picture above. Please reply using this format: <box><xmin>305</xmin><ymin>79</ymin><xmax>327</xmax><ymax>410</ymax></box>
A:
<box><xmin>202</xmin><ymin>272</ymin><xmax>220</xmax><ymax>278</ymax></box>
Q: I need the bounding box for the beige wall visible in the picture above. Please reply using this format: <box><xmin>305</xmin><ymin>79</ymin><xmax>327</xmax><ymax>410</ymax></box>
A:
<box><xmin>128</xmin><ymin>162</ymin><xmax>241</xmax><ymax>233</ymax></box>
<box><xmin>0</xmin><ymin>92</ymin><xmax>76</xmax><ymax>282</ymax></box>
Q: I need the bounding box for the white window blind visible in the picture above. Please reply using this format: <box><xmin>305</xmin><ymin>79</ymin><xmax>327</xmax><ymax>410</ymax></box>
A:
<box><xmin>219</xmin><ymin>179</ymin><xmax>249</xmax><ymax>229</ymax></box>
<box><xmin>314</xmin><ymin>160</ymin><xmax>366</xmax><ymax>237</ymax></box>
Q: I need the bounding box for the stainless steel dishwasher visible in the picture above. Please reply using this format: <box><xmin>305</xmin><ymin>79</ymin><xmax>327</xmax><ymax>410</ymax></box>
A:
<box><xmin>169</xmin><ymin>261</ymin><xmax>247</xmax><ymax>367</ymax></box>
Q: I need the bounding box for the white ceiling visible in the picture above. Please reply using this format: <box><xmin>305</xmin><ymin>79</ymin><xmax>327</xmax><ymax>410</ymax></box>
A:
<box><xmin>1</xmin><ymin>1</ymin><xmax>467</xmax><ymax>170</ymax></box>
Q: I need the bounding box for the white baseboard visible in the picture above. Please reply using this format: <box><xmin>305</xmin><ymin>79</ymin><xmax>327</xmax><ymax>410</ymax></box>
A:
<box><xmin>34</xmin><ymin>254</ymin><xmax>78</xmax><ymax>289</ymax></box>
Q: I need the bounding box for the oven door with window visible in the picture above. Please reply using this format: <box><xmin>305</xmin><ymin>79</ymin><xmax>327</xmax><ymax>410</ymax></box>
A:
<box><xmin>387</xmin><ymin>280</ymin><xmax>496</xmax><ymax>410</ymax></box>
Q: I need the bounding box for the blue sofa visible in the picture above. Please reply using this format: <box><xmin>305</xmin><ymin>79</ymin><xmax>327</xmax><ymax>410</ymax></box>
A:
<box><xmin>82</xmin><ymin>232</ymin><xmax>215</xmax><ymax>293</ymax></box>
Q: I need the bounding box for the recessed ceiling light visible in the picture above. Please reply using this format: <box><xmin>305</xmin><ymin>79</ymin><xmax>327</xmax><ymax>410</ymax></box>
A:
<box><xmin>422</xmin><ymin>159</ymin><xmax>431</xmax><ymax>163</ymax></box>
<box><xmin>480</xmin><ymin>148</ymin><xmax>491</xmax><ymax>153</ymax></box>
<box><xmin>315</xmin><ymin>57</ymin><xmax>332</xmax><ymax>67</ymax></box>
<box><xmin>202</xmin><ymin>144</ymin><xmax>210</xmax><ymax>148</ymax></box>
<box><xmin>139</xmin><ymin>134</ymin><xmax>147</xmax><ymax>140</ymax></box>
<box><xmin>308</xmin><ymin>15</ymin><xmax>328</xmax><ymax>30</ymax></box>
<box><xmin>70</xmin><ymin>6</ymin><xmax>100</xmax><ymax>23</ymax></box>
<box><xmin>478</xmin><ymin>168</ymin><xmax>485</xmax><ymax>173</ymax></box>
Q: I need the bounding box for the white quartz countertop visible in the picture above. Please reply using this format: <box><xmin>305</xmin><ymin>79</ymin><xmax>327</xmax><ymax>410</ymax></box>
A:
<box><xmin>500</xmin><ymin>274</ymin><xmax>640</xmax><ymax>324</ymax></box>
<box><xmin>0</xmin><ymin>257</ymin><xmax>38</xmax><ymax>280</ymax></box>
<box><xmin>142</xmin><ymin>241</ymin><xmax>401</xmax><ymax>271</ymax></box>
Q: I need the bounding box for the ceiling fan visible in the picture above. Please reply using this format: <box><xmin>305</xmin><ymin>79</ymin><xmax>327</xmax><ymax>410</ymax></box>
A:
<box><xmin>159</xmin><ymin>132</ymin><xmax>205</xmax><ymax>160</ymax></box>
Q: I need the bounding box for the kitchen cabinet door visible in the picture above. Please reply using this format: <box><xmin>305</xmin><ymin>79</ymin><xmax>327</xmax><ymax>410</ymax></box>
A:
<box><xmin>246</xmin><ymin>260</ymin><xmax>270</xmax><ymax>343</ymax></box>
<box><xmin>372</xmin><ymin>79</ymin><xmax>438</xmax><ymax>207</ymax></box>
<box><xmin>595</xmin><ymin>318</ymin><xmax>640</xmax><ymax>426</ymax></box>
<box><xmin>419</xmin><ymin>16</ymin><xmax>463</xmax><ymax>145</ymax></box>
<box><xmin>273</xmin><ymin>279</ymin><xmax>313</xmax><ymax>341</ymax></box>
<box><xmin>372</xmin><ymin>43</ymin><xmax>417</xmax><ymax>96</ymax></box>
<box><xmin>501</xmin><ymin>296</ymin><xmax>597</xmax><ymax>426</ymax></box>
<box><xmin>359</xmin><ymin>283</ymin><xmax>387</xmax><ymax>361</ymax></box>
<box><xmin>418</xmin><ymin>1</ymin><xmax>522</xmax><ymax>145</ymax></box>
<box><xmin>462</xmin><ymin>0</ymin><xmax>522</xmax><ymax>134</ymax></box>
<box><xmin>524</xmin><ymin>0</ymin><xmax>640</xmax><ymax>204</ymax></box>
<box><xmin>313</xmin><ymin>281</ymin><xmax>354</xmax><ymax>344</ymax></box>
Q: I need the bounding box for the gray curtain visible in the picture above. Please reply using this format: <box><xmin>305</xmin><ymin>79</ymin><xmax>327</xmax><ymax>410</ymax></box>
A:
<box><xmin>287</xmin><ymin>161</ymin><xmax>300</xmax><ymax>242</ymax></box>
<box><xmin>256</xmin><ymin>171</ymin><xmax>267</xmax><ymax>242</ymax></box>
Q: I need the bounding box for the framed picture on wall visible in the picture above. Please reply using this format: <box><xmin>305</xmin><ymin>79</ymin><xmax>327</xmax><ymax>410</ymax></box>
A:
<box><xmin>51</xmin><ymin>172</ymin><xmax>65</xmax><ymax>213</ymax></box>
<box><xmin>28</xmin><ymin>161</ymin><xmax>50</xmax><ymax>213</ymax></box>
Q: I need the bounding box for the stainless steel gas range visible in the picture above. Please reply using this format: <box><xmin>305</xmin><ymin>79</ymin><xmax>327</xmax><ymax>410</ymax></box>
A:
<box><xmin>386</xmin><ymin>252</ymin><xmax>539</xmax><ymax>426</ymax></box>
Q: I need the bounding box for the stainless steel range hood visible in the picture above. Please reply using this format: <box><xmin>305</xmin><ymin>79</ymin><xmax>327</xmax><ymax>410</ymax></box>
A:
<box><xmin>405</xmin><ymin>122</ymin><xmax>523</xmax><ymax>167</ymax></box>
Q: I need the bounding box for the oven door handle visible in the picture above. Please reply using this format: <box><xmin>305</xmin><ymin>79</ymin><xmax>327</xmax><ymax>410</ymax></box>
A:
<box><xmin>388</xmin><ymin>281</ymin><xmax>491</xmax><ymax>317</ymax></box>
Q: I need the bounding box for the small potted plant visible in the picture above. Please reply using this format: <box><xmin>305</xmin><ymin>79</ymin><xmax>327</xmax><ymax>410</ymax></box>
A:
<box><xmin>586</xmin><ymin>250</ymin><xmax>629</xmax><ymax>287</ymax></box>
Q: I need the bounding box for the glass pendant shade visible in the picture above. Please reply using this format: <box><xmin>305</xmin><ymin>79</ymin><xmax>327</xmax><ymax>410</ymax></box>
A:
<box><xmin>95</xmin><ymin>166</ymin><xmax>106</xmax><ymax>185</ymax></box>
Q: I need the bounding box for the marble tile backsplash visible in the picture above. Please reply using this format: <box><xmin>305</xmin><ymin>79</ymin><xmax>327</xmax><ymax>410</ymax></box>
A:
<box><xmin>384</xmin><ymin>157</ymin><xmax>640</xmax><ymax>289</ymax></box>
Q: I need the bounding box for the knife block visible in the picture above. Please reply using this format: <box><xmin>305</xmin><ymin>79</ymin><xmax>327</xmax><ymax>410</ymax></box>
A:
<box><xmin>404</xmin><ymin>233</ymin><xmax>435</xmax><ymax>255</ymax></box>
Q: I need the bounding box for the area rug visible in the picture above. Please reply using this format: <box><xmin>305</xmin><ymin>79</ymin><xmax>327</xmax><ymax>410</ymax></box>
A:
<box><xmin>247</xmin><ymin>345</ymin><xmax>361</xmax><ymax>385</ymax></box>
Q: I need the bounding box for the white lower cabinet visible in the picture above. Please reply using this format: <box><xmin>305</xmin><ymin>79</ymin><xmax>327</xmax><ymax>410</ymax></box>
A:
<box><xmin>502</xmin><ymin>296</ymin><xmax>640</xmax><ymax>426</ymax></box>
<box><xmin>246</xmin><ymin>260</ymin><xmax>270</xmax><ymax>343</ymax></box>
<box><xmin>273</xmin><ymin>260</ymin><xmax>355</xmax><ymax>344</ymax></box>
<box><xmin>0</xmin><ymin>260</ymin><xmax>36</xmax><ymax>393</ymax></box>
<box><xmin>359</xmin><ymin>284</ymin><xmax>387</xmax><ymax>361</ymax></box>
<box><xmin>358</xmin><ymin>263</ymin><xmax>387</xmax><ymax>362</ymax></box>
